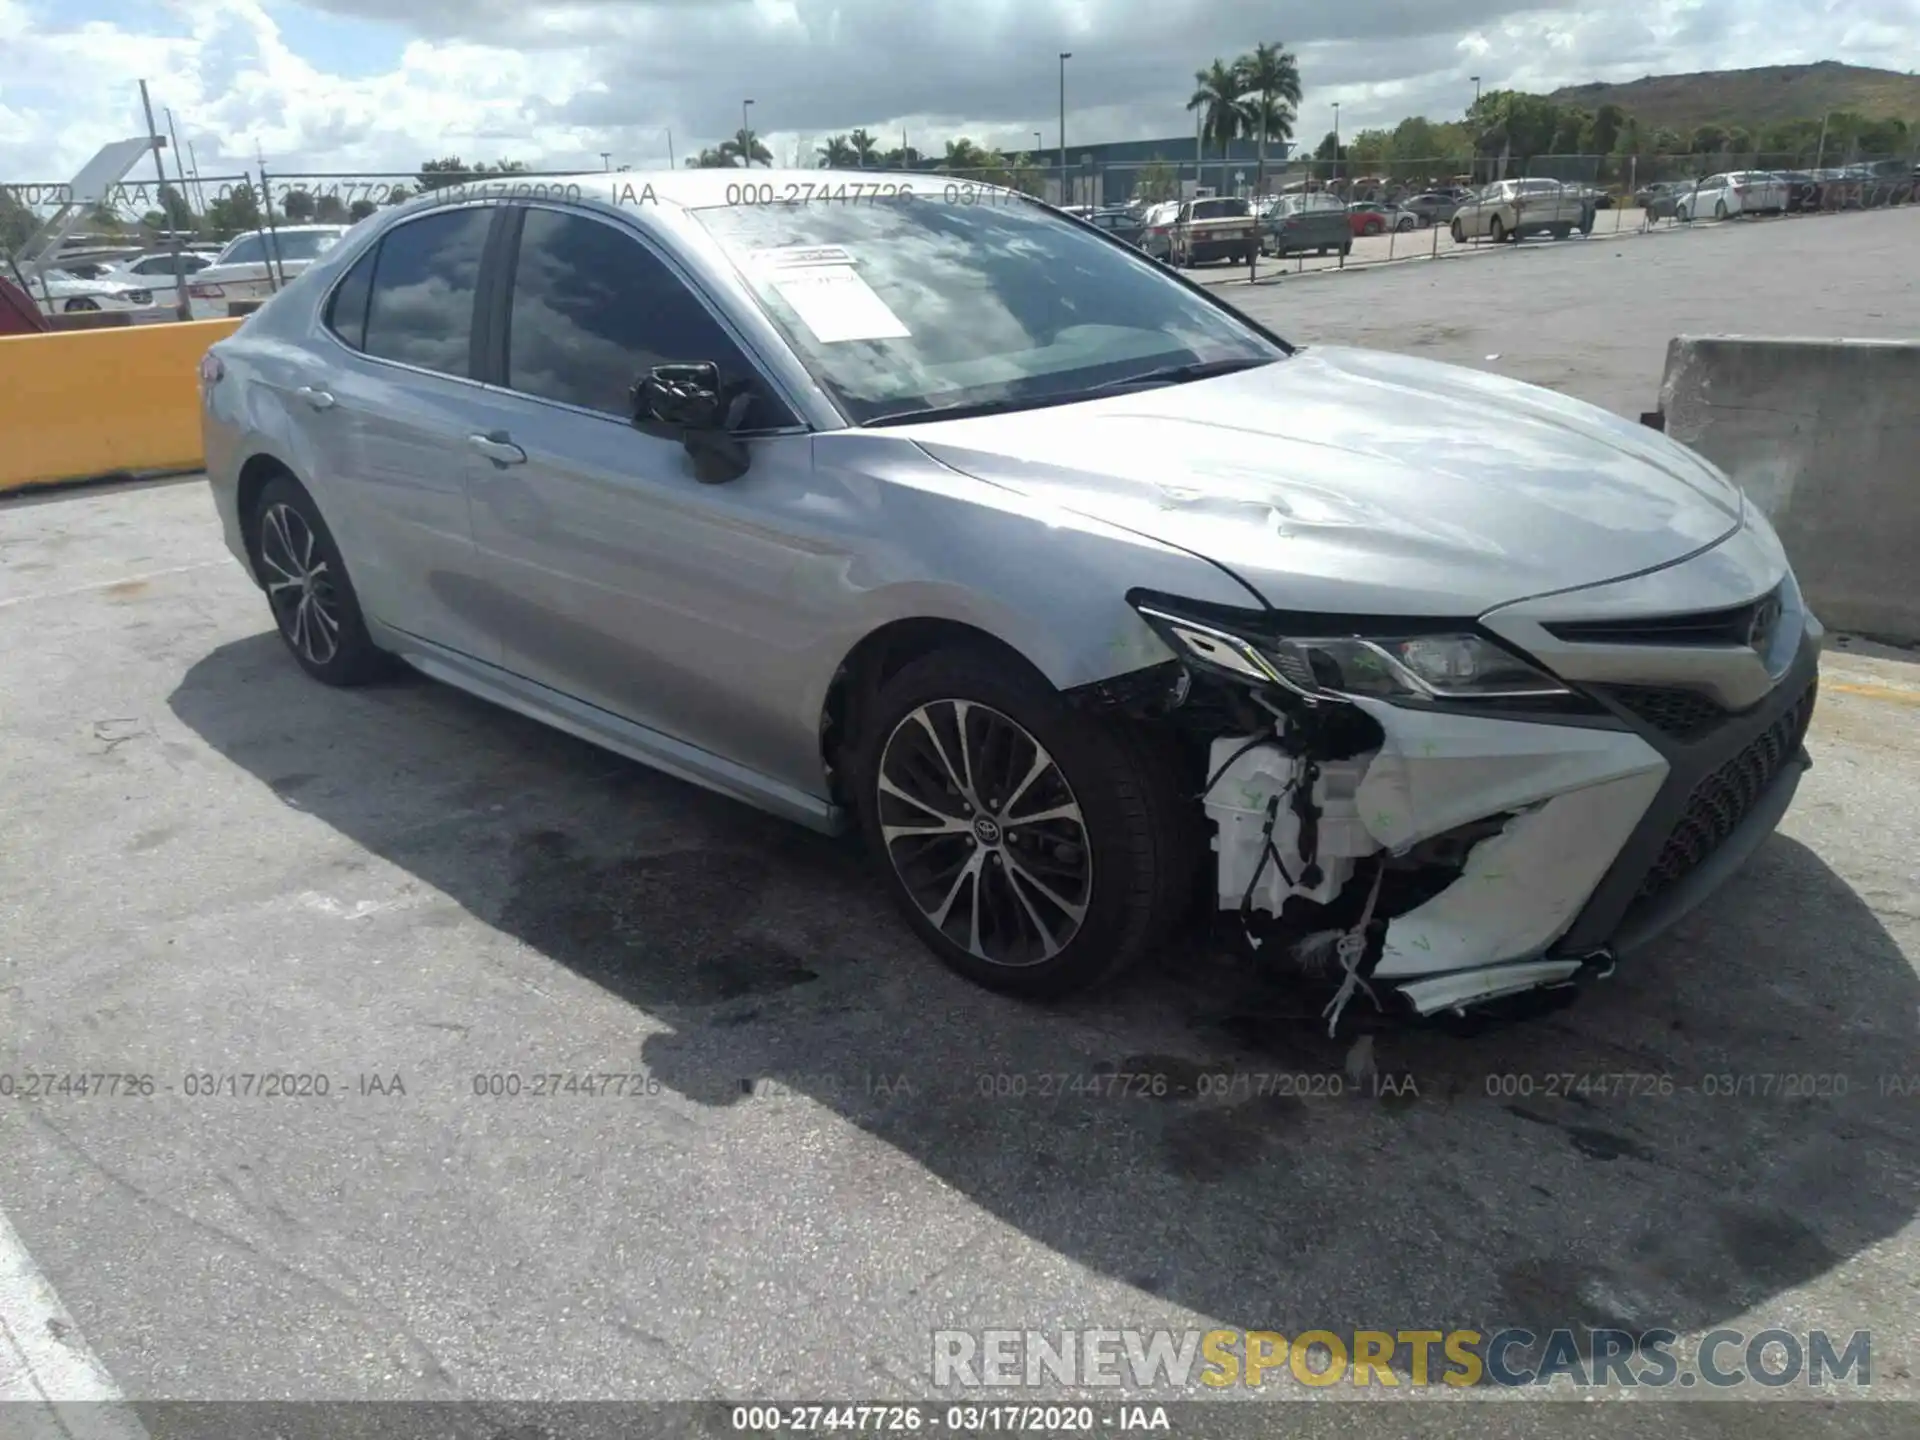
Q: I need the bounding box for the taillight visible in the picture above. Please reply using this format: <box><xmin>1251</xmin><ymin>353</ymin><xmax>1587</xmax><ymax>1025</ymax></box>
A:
<box><xmin>190</xmin><ymin>283</ymin><xmax>225</xmax><ymax>299</ymax></box>
<box><xmin>199</xmin><ymin>353</ymin><xmax>224</xmax><ymax>384</ymax></box>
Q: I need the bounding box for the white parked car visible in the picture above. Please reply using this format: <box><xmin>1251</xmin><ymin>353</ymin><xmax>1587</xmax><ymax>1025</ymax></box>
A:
<box><xmin>1137</xmin><ymin>201</ymin><xmax>1181</xmax><ymax>260</ymax></box>
<box><xmin>99</xmin><ymin>250</ymin><xmax>214</xmax><ymax>311</ymax></box>
<box><xmin>25</xmin><ymin>269</ymin><xmax>172</xmax><ymax>322</ymax></box>
<box><xmin>188</xmin><ymin>225</ymin><xmax>349</xmax><ymax>318</ymax></box>
<box><xmin>1676</xmin><ymin>172</ymin><xmax>1788</xmax><ymax>222</ymax></box>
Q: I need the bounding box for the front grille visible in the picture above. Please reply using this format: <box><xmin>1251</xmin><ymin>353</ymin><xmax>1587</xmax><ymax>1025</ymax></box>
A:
<box><xmin>1597</xmin><ymin>685</ymin><xmax>1728</xmax><ymax>741</ymax></box>
<box><xmin>1636</xmin><ymin>679</ymin><xmax>1817</xmax><ymax>902</ymax></box>
<box><xmin>1545</xmin><ymin>593</ymin><xmax>1776</xmax><ymax>648</ymax></box>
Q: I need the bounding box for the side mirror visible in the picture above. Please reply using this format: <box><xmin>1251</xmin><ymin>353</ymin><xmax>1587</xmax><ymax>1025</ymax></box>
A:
<box><xmin>631</xmin><ymin>362</ymin><xmax>755</xmax><ymax>484</ymax></box>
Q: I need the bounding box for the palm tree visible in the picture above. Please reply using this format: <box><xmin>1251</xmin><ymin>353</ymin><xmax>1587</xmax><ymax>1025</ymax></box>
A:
<box><xmin>722</xmin><ymin>128</ymin><xmax>773</xmax><ymax>167</ymax></box>
<box><xmin>817</xmin><ymin>134</ymin><xmax>858</xmax><ymax>168</ymax></box>
<box><xmin>848</xmin><ymin>128</ymin><xmax>881</xmax><ymax>167</ymax></box>
<box><xmin>881</xmin><ymin>145</ymin><xmax>924</xmax><ymax>170</ymax></box>
<box><xmin>941</xmin><ymin>138</ymin><xmax>991</xmax><ymax>175</ymax></box>
<box><xmin>1188</xmin><ymin>59</ymin><xmax>1251</xmax><ymax>193</ymax></box>
<box><xmin>1234</xmin><ymin>42</ymin><xmax>1302</xmax><ymax>195</ymax></box>
<box><xmin>686</xmin><ymin>147</ymin><xmax>734</xmax><ymax>169</ymax></box>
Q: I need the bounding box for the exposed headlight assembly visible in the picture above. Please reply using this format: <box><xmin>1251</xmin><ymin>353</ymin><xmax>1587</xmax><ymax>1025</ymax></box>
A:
<box><xmin>1132</xmin><ymin>602</ymin><xmax>1571</xmax><ymax>704</ymax></box>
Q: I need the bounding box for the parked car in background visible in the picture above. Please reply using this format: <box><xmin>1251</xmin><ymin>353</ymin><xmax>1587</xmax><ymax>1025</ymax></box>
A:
<box><xmin>22</xmin><ymin>268</ymin><xmax>171</xmax><ymax>321</ymax></box>
<box><xmin>98</xmin><ymin>250</ymin><xmax>213</xmax><ymax>312</ymax></box>
<box><xmin>1769</xmin><ymin>172</ymin><xmax>1821</xmax><ymax>213</ymax></box>
<box><xmin>1400</xmin><ymin>190</ymin><xmax>1468</xmax><ymax>226</ymax></box>
<box><xmin>1347</xmin><ymin>201</ymin><xmax>1417</xmax><ymax>236</ymax></box>
<box><xmin>1675</xmin><ymin>172</ymin><xmax>1788</xmax><ymax>222</ymax></box>
<box><xmin>1168</xmin><ymin>196</ymin><xmax>1259</xmax><ymax>266</ymax></box>
<box><xmin>1634</xmin><ymin>179</ymin><xmax>1699</xmax><ymax>221</ymax></box>
<box><xmin>1262</xmin><ymin>192</ymin><xmax>1352</xmax><ymax>257</ymax></box>
<box><xmin>1081</xmin><ymin>206</ymin><xmax>1146</xmax><ymax>247</ymax></box>
<box><xmin>1450</xmin><ymin>179</ymin><xmax>1593</xmax><ymax>243</ymax></box>
<box><xmin>187</xmin><ymin>224</ymin><xmax>349</xmax><ymax>318</ymax></box>
<box><xmin>1137</xmin><ymin>200</ymin><xmax>1181</xmax><ymax>260</ymax></box>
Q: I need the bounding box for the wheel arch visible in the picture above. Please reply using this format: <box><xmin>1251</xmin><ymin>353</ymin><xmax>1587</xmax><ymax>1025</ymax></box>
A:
<box><xmin>236</xmin><ymin>451</ymin><xmax>299</xmax><ymax>585</ymax></box>
<box><xmin>818</xmin><ymin>617</ymin><xmax>1055</xmax><ymax>808</ymax></box>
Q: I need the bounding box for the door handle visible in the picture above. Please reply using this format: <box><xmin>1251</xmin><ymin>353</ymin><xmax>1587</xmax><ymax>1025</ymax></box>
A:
<box><xmin>294</xmin><ymin>386</ymin><xmax>335</xmax><ymax>411</ymax></box>
<box><xmin>468</xmin><ymin>431</ymin><xmax>527</xmax><ymax>466</ymax></box>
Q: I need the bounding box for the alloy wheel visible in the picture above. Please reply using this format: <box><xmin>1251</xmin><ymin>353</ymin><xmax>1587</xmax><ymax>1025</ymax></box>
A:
<box><xmin>875</xmin><ymin>699</ymin><xmax>1091</xmax><ymax>968</ymax></box>
<box><xmin>258</xmin><ymin>501</ymin><xmax>341</xmax><ymax>666</ymax></box>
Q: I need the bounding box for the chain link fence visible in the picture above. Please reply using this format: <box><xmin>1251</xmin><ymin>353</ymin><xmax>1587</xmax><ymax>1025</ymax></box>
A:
<box><xmin>7</xmin><ymin>148</ymin><xmax>1914</xmax><ymax>314</ymax></box>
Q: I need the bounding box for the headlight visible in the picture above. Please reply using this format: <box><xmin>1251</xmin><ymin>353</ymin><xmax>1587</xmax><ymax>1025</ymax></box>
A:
<box><xmin>1132</xmin><ymin>601</ymin><xmax>1570</xmax><ymax>704</ymax></box>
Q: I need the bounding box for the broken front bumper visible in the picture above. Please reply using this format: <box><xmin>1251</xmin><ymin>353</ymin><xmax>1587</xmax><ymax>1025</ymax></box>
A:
<box><xmin>1196</xmin><ymin>613</ymin><xmax>1820</xmax><ymax>1022</ymax></box>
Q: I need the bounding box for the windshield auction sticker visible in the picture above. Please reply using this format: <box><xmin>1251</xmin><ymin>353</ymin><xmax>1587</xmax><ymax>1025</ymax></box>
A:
<box><xmin>767</xmin><ymin>265</ymin><xmax>909</xmax><ymax>343</ymax></box>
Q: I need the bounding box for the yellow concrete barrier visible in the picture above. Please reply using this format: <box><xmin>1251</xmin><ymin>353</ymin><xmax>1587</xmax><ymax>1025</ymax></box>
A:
<box><xmin>0</xmin><ymin>317</ymin><xmax>244</xmax><ymax>493</ymax></box>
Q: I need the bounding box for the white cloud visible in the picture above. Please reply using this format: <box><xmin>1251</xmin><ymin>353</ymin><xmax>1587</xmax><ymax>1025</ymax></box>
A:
<box><xmin>2</xmin><ymin>0</ymin><xmax>1915</xmax><ymax>186</ymax></box>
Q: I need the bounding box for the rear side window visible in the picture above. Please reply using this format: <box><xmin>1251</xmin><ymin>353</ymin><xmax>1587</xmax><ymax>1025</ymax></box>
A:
<box><xmin>504</xmin><ymin>207</ymin><xmax>791</xmax><ymax>426</ymax></box>
<box><xmin>362</xmin><ymin>207</ymin><xmax>492</xmax><ymax>378</ymax></box>
<box><xmin>325</xmin><ymin>244</ymin><xmax>376</xmax><ymax>351</ymax></box>
<box><xmin>1191</xmin><ymin>199</ymin><xmax>1250</xmax><ymax>220</ymax></box>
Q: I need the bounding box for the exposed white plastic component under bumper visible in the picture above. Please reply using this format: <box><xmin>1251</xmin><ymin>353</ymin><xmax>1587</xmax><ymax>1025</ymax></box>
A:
<box><xmin>1395</xmin><ymin>958</ymin><xmax>1590</xmax><ymax>1016</ymax></box>
<box><xmin>1207</xmin><ymin>698</ymin><xmax>1670</xmax><ymax>1011</ymax></box>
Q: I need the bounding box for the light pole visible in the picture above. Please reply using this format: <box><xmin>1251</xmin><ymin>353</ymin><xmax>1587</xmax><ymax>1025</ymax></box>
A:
<box><xmin>1331</xmin><ymin>102</ymin><xmax>1341</xmax><ymax>186</ymax></box>
<box><xmin>742</xmin><ymin>99</ymin><xmax>754</xmax><ymax>165</ymax></box>
<box><xmin>1471</xmin><ymin>75</ymin><xmax>1481</xmax><ymax>108</ymax></box>
<box><xmin>600</xmin><ymin>152</ymin><xmax>611</xmax><ymax>170</ymax></box>
<box><xmin>1034</xmin><ymin>130</ymin><xmax>1043</xmax><ymax>161</ymax></box>
<box><xmin>1058</xmin><ymin>52</ymin><xmax>1072</xmax><ymax>203</ymax></box>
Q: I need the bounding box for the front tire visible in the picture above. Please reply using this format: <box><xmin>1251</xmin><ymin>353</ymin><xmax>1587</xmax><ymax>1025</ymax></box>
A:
<box><xmin>249</xmin><ymin>474</ymin><xmax>390</xmax><ymax>687</ymax></box>
<box><xmin>852</xmin><ymin>647</ymin><xmax>1196</xmax><ymax>999</ymax></box>
<box><xmin>1489</xmin><ymin>216</ymin><xmax>1506</xmax><ymax>243</ymax></box>
<box><xmin>1714</xmin><ymin>200</ymin><xmax>1728</xmax><ymax>221</ymax></box>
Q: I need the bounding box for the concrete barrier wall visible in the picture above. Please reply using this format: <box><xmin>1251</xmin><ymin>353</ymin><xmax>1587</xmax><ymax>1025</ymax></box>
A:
<box><xmin>1658</xmin><ymin>335</ymin><xmax>1920</xmax><ymax>643</ymax></box>
<box><xmin>0</xmin><ymin>318</ymin><xmax>245</xmax><ymax>494</ymax></box>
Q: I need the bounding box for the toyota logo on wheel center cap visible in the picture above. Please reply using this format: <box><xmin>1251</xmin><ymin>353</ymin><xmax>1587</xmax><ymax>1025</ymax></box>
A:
<box><xmin>973</xmin><ymin>816</ymin><xmax>1002</xmax><ymax>846</ymax></box>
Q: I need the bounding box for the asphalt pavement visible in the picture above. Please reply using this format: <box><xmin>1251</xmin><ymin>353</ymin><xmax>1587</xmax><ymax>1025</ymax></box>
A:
<box><xmin>0</xmin><ymin>207</ymin><xmax>1916</xmax><ymax>1437</ymax></box>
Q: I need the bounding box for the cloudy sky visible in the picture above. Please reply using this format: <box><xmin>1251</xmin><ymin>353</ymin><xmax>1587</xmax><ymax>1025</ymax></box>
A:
<box><xmin>4</xmin><ymin>0</ymin><xmax>1916</xmax><ymax>184</ymax></box>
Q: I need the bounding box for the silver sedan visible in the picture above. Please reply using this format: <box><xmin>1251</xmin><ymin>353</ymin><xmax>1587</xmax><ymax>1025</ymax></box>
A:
<box><xmin>199</xmin><ymin>169</ymin><xmax>1821</xmax><ymax>1027</ymax></box>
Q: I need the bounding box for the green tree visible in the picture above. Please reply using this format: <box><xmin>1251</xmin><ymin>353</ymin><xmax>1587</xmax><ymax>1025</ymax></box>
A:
<box><xmin>203</xmin><ymin>183</ymin><xmax>261</xmax><ymax>236</ymax></box>
<box><xmin>848</xmin><ymin>128</ymin><xmax>881</xmax><ymax>167</ymax></box>
<box><xmin>281</xmin><ymin>188</ymin><xmax>317</xmax><ymax>222</ymax></box>
<box><xmin>1690</xmin><ymin>123</ymin><xmax>1729</xmax><ymax>154</ymax></box>
<box><xmin>940</xmin><ymin>138</ymin><xmax>992</xmax><ymax>173</ymax></box>
<box><xmin>2</xmin><ymin>188</ymin><xmax>41</xmax><ymax>254</ymax></box>
<box><xmin>381</xmin><ymin>184</ymin><xmax>412</xmax><ymax>206</ymax></box>
<box><xmin>686</xmin><ymin>148</ymin><xmax>734</xmax><ymax>168</ymax></box>
<box><xmin>1133</xmin><ymin>157</ymin><xmax>1180</xmax><ymax>203</ymax></box>
<box><xmin>1188</xmin><ymin>58</ymin><xmax>1251</xmax><ymax>189</ymax></box>
<box><xmin>1590</xmin><ymin>103</ymin><xmax>1628</xmax><ymax>157</ymax></box>
<box><xmin>416</xmin><ymin>157</ymin><xmax>528</xmax><ymax>190</ymax></box>
<box><xmin>880</xmin><ymin>145</ymin><xmax>924</xmax><ymax>170</ymax></box>
<box><xmin>817</xmin><ymin>134</ymin><xmax>857</xmax><ymax>167</ymax></box>
<box><xmin>722</xmin><ymin>129</ymin><xmax>773</xmax><ymax>167</ymax></box>
<box><xmin>1005</xmin><ymin>152</ymin><xmax>1047</xmax><ymax>197</ymax></box>
<box><xmin>313</xmin><ymin>194</ymin><xmax>349</xmax><ymax>223</ymax></box>
<box><xmin>348</xmin><ymin>198</ymin><xmax>378</xmax><ymax>222</ymax></box>
<box><xmin>1345</xmin><ymin>128</ymin><xmax>1393</xmax><ymax>172</ymax></box>
<box><xmin>1233</xmin><ymin>41</ymin><xmax>1301</xmax><ymax>194</ymax></box>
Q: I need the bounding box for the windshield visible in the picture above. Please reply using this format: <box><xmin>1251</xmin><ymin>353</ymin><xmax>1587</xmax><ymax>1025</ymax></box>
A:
<box><xmin>692</xmin><ymin>192</ymin><xmax>1286</xmax><ymax>425</ymax></box>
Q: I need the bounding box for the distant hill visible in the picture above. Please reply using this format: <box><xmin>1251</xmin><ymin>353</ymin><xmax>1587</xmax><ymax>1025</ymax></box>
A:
<box><xmin>1549</xmin><ymin>62</ymin><xmax>1920</xmax><ymax>130</ymax></box>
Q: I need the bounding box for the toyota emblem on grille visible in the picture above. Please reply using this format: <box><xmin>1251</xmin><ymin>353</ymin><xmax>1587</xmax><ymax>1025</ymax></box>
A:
<box><xmin>1746</xmin><ymin>594</ymin><xmax>1782</xmax><ymax>653</ymax></box>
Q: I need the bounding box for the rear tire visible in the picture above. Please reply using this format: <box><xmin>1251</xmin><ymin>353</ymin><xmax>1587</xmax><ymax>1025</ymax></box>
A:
<box><xmin>248</xmin><ymin>474</ymin><xmax>392</xmax><ymax>687</ymax></box>
<box><xmin>1714</xmin><ymin>200</ymin><xmax>1728</xmax><ymax>221</ymax></box>
<box><xmin>1550</xmin><ymin>223</ymin><xmax>1572</xmax><ymax>239</ymax></box>
<box><xmin>1489</xmin><ymin>216</ymin><xmax>1506</xmax><ymax>243</ymax></box>
<box><xmin>851</xmin><ymin>646</ymin><xmax>1197</xmax><ymax>999</ymax></box>
<box><xmin>1450</xmin><ymin>220</ymin><xmax>1465</xmax><ymax>243</ymax></box>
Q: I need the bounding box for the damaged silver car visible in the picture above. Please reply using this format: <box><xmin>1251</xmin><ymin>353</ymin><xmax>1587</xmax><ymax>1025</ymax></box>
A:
<box><xmin>199</xmin><ymin>170</ymin><xmax>1822</xmax><ymax>1025</ymax></box>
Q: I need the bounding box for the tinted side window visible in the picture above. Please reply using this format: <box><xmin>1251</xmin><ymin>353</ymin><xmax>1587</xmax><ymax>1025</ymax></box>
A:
<box><xmin>325</xmin><ymin>244</ymin><xmax>377</xmax><ymax>351</ymax></box>
<box><xmin>222</xmin><ymin>236</ymin><xmax>264</xmax><ymax>266</ymax></box>
<box><xmin>362</xmin><ymin>207</ymin><xmax>492</xmax><ymax>378</ymax></box>
<box><xmin>505</xmin><ymin>207</ymin><xmax>791</xmax><ymax>426</ymax></box>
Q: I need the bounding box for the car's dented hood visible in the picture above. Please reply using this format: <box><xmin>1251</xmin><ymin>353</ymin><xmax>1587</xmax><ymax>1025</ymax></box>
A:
<box><xmin>907</xmin><ymin>346</ymin><xmax>1743</xmax><ymax>616</ymax></box>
